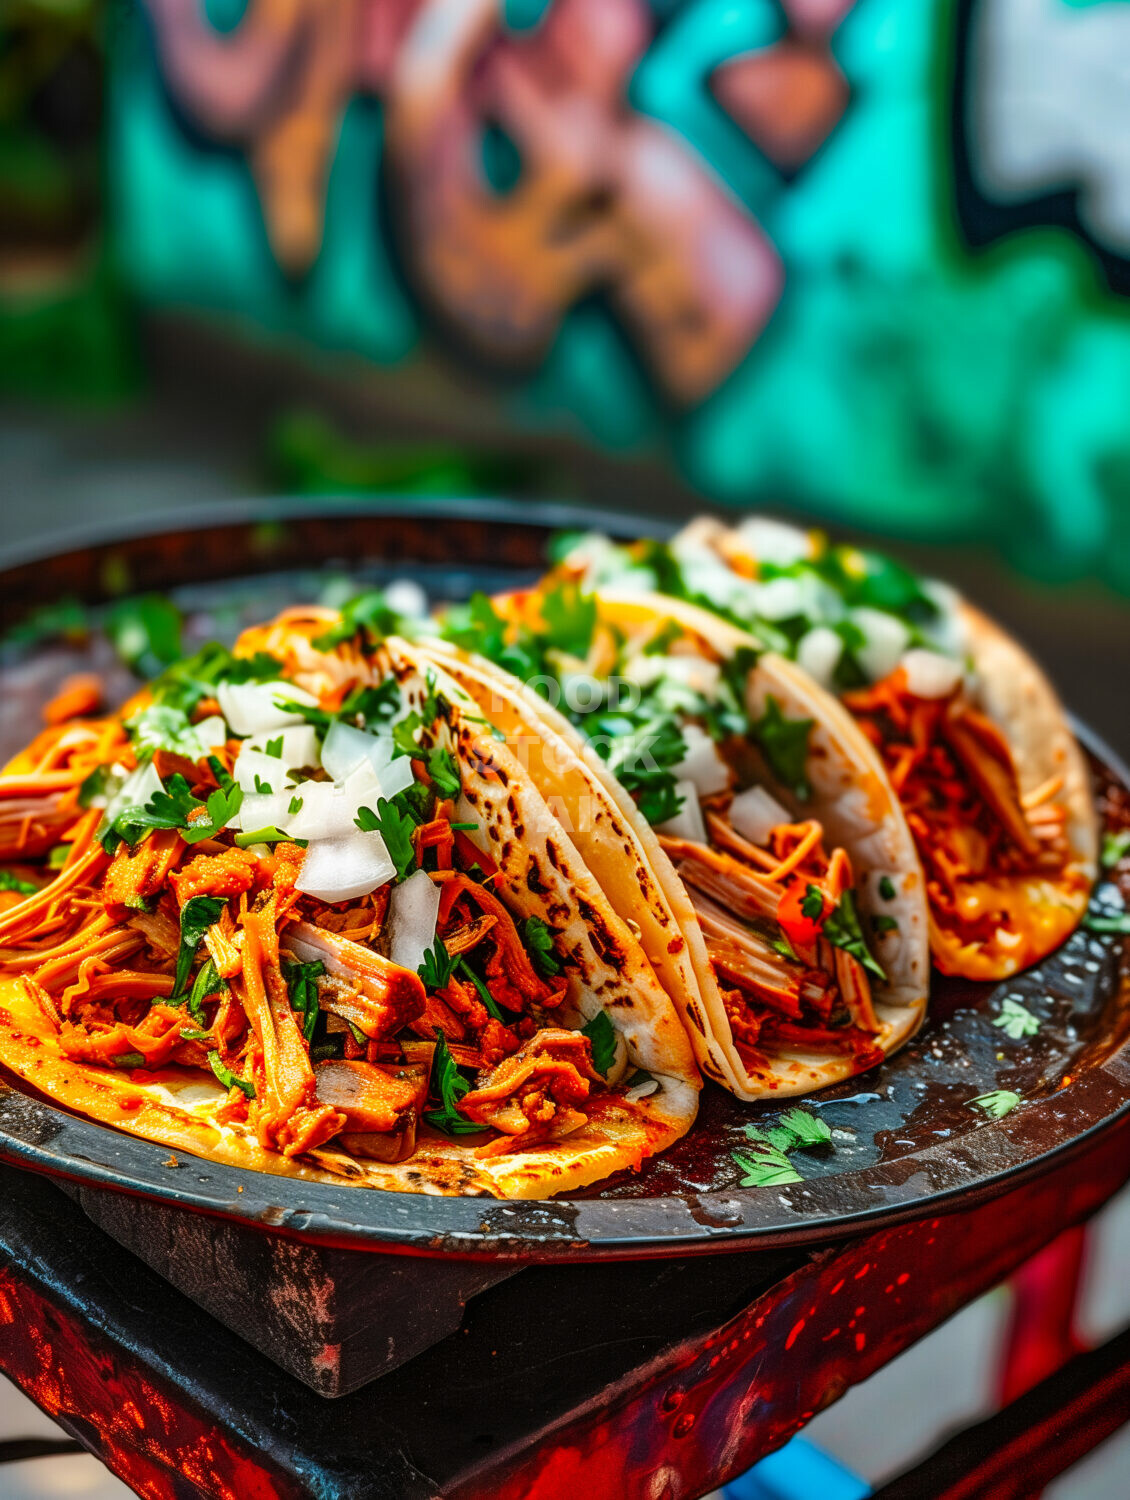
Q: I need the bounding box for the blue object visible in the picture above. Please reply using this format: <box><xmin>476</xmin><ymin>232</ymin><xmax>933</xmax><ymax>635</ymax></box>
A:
<box><xmin>724</xmin><ymin>1436</ymin><xmax>871</xmax><ymax>1500</ymax></box>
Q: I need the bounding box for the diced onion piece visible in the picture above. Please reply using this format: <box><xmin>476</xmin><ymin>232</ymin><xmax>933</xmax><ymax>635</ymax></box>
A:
<box><xmin>191</xmin><ymin>715</ymin><xmax>229</xmax><ymax>757</ymax></box>
<box><xmin>900</xmin><ymin>648</ymin><xmax>963</xmax><ymax>700</ymax></box>
<box><xmin>233</xmin><ymin>747</ymin><xmax>291</xmax><ymax>795</ymax></box>
<box><xmin>734</xmin><ymin>517</ymin><xmax>812</xmax><ymax>567</ymax></box>
<box><xmin>384</xmin><ymin>578</ymin><xmax>429</xmax><ymax>619</ymax></box>
<box><xmin>754</xmin><ymin>576</ymin><xmax>806</xmax><ymax>621</ymax></box>
<box><xmin>656</xmin><ymin>780</ymin><xmax>707</xmax><ymax>844</ymax></box>
<box><xmin>103</xmin><ymin>760</ymin><xmax>164</xmax><ymax>824</ymax></box>
<box><xmin>796</xmin><ymin>626</ymin><xmax>843</xmax><ymax>690</ymax></box>
<box><xmin>729</xmin><ymin>784</ymin><xmax>791</xmax><ymax>848</ymax></box>
<box><xmin>674</xmin><ymin>725</ymin><xmax>731</xmax><ymax>798</ymax></box>
<box><xmin>377</xmin><ymin>755</ymin><xmax>416</xmax><ymax>800</ymax></box>
<box><xmin>624</xmin><ymin>1078</ymin><xmax>659</xmax><ymax>1103</ymax></box>
<box><xmin>295</xmin><ymin>832</ymin><xmax>396</xmax><ymax>903</ymax></box>
<box><xmin>246</xmin><ymin>724</ymin><xmax>320</xmax><ymax>771</ymax></box>
<box><xmin>851</xmin><ymin>608</ymin><xmax>911</xmax><ymax>683</ymax></box>
<box><xmin>285</xmin><ymin>766</ymin><xmax>383</xmax><ymax>842</ymax></box>
<box><xmin>387</xmin><ymin>869</ymin><xmax>441</xmax><ymax>974</ymax></box>
<box><xmin>217</xmin><ymin>680</ymin><xmax>318</xmax><ymax>736</ymax></box>
<box><xmin>321</xmin><ymin>721</ymin><xmax>386</xmax><ymax>782</ymax></box>
<box><xmin>234</xmin><ymin>790</ymin><xmax>295</xmax><ymax>833</ymax></box>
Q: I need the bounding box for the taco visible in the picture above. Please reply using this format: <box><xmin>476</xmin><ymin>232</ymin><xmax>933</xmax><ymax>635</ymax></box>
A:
<box><xmin>0</xmin><ymin>625</ymin><xmax>698</xmax><ymax>1198</ymax></box>
<box><xmin>419</xmin><ymin>583</ymin><xmax>930</xmax><ymax>1100</ymax></box>
<box><xmin>552</xmin><ymin>519</ymin><xmax>1098</xmax><ymax>980</ymax></box>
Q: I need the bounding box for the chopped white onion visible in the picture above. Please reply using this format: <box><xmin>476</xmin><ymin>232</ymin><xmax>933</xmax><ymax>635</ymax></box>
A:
<box><xmin>624</xmin><ymin>1078</ymin><xmax>659</xmax><ymax>1103</ymax></box>
<box><xmin>233</xmin><ymin>747</ymin><xmax>291</xmax><ymax>795</ymax></box>
<box><xmin>900</xmin><ymin>648</ymin><xmax>963</xmax><ymax>700</ymax></box>
<box><xmin>377</xmin><ymin>755</ymin><xmax>417</xmax><ymax>800</ymax></box>
<box><xmin>103</xmin><ymin>759</ymin><xmax>164</xmax><ymax>824</ymax></box>
<box><xmin>796</xmin><ymin>626</ymin><xmax>843</xmax><ymax>690</ymax></box>
<box><xmin>383</xmin><ymin>578</ymin><xmax>429</xmax><ymax>619</ymax></box>
<box><xmin>216</xmin><ymin>680</ymin><xmax>318</xmax><ymax>736</ymax></box>
<box><xmin>235</xmin><ymin>790</ymin><xmax>295</xmax><ymax>834</ymax></box>
<box><xmin>321</xmin><ymin>721</ymin><xmax>391</xmax><ymax>782</ymax></box>
<box><xmin>285</xmin><ymin>765</ymin><xmax>383</xmax><ymax>842</ymax></box>
<box><xmin>387</xmin><ymin>869</ymin><xmax>441</xmax><ymax>973</ymax></box>
<box><xmin>246</xmin><ymin>724</ymin><xmax>320</xmax><ymax>771</ymax></box>
<box><xmin>191</xmin><ymin>715</ymin><xmax>229</xmax><ymax>757</ymax></box>
<box><xmin>729</xmin><ymin>784</ymin><xmax>791</xmax><ymax>848</ymax></box>
<box><xmin>656</xmin><ymin>780</ymin><xmax>707</xmax><ymax>844</ymax></box>
<box><xmin>851</xmin><ymin>608</ymin><xmax>911</xmax><ymax>683</ymax></box>
<box><xmin>673</xmin><ymin>725</ymin><xmax>731</xmax><ymax>798</ymax></box>
<box><xmin>294</xmin><ymin>832</ymin><xmax>396</xmax><ymax>903</ymax></box>
<box><xmin>753</xmin><ymin>575</ymin><xmax>807</xmax><ymax>622</ymax></box>
<box><xmin>734</xmin><ymin>517</ymin><xmax>812</xmax><ymax>567</ymax></box>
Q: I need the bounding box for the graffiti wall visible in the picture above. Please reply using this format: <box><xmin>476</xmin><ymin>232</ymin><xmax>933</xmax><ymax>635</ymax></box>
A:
<box><xmin>111</xmin><ymin>0</ymin><xmax>1130</xmax><ymax>588</ymax></box>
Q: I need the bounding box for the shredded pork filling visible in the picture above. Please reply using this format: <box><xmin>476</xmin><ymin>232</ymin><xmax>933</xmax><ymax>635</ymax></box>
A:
<box><xmin>0</xmin><ymin>653</ymin><xmax>608</xmax><ymax>1163</ymax></box>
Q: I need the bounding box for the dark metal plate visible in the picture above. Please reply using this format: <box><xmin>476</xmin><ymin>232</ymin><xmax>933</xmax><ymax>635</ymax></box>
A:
<box><xmin>2</xmin><ymin>501</ymin><xmax>1128</xmax><ymax>1260</ymax></box>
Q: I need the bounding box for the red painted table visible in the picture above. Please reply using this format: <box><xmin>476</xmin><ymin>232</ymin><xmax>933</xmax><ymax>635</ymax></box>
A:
<box><xmin>0</xmin><ymin>1112</ymin><xmax>1126</xmax><ymax>1500</ymax></box>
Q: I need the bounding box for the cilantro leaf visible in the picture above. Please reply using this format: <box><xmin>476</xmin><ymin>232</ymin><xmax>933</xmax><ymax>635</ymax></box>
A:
<box><xmin>521</xmin><ymin>916</ymin><xmax>561</xmax><ymax>976</ymax></box>
<box><xmin>106</xmin><ymin>594</ymin><xmax>183</xmax><ymax>678</ymax></box>
<box><xmin>0</xmin><ymin>870</ymin><xmax>36</xmax><ymax>895</ymax></box>
<box><xmin>751</xmin><ymin>696</ymin><xmax>813</xmax><ymax>801</ymax></box>
<box><xmin>1083</xmin><ymin>910</ymin><xmax>1130</xmax><ymax>935</ymax></box>
<box><xmin>186</xmin><ymin>957</ymin><xmax>225</xmax><ymax>1026</ymax></box>
<box><xmin>427</xmin><ymin>746</ymin><xmax>461</xmax><ymax>799</ymax></box>
<box><xmin>823</xmin><ymin>888</ymin><xmax>886</xmax><ymax>981</ymax></box>
<box><xmin>539</xmin><ymin>582</ymin><xmax>597</xmax><ymax>656</ymax></box>
<box><xmin>969</xmin><ymin>1089</ymin><xmax>1021</xmax><ymax>1119</ymax></box>
<box><xmin>878</xmin><ymin>875</ymin><xmax>897</xmax><ymax>901</ymax></box>
<box><xmin>103</xmin><ymin>774</ymin><xmax>243</xmax><ymax>852</ymax></box>
<box><xmin>282</xmin><ymin>958</ymin><xmax>325</xmax><ymax>1043</ymax></box>
<box><xmin>392</xmin><ymin>711</ymin><xmax>425</xmax><ymax>760</ymax></box>
<box><xmin>801</xmin><ymin>885</ymin><xmax>825</xmax><ymax>921</ymax></box>
<box><xmin>277</xmin><ymin>680</ymin><xmax>402</xmax><ymax>733</ymax></box>
<box><xmin>993</xmin><ymin>998</ymin><xmax>1040</xmax><ymax>1040</ymax></box>
<box><xmin>704</xmin><ymin>646</ymin><xmax>760</xmax><ymax>741</ymax></box>
<box><xmin>424</xmin><ymin>1031</ymin><xmax>486</xmax><ymax>1135</ymax></box>
<box><xmin>312</xmin><ymin>590</ymin><xmax>403</xmax><ymax>652</ymax></box>
<box><xmin>208</xmin><ymin>1051</ymin><xmax>256</xmax><ymax>1099</ymax></box>
<box><xmin>355</xmin><ymin>798</ymin><xmax>417</xmax><ymax>881</ymax></box>
<box><xmin>1102</xmin><ymin>831</ymin><xmax>1130</xmax><ymax>868</ymax></box>
<box><xmin>442</xmin><ymin>592</ymin><xmax>544</xmax><ymax>680</ymax></box>
<box><xmin>581</xmin><ymin>1010</ymin><xmax>617</xmax><ymax>1076</ymax></box>
<box><xmin>418</xmin><ymin>936</ymin><xmax>456</xmax><ymax>991</ymax></box>
<box><xmin>599</xmin><ymin>719</ymin><xmax>686</xmax><ymax>826</ymax></box>
<box><xmin>731</xmin><ymin>1144</ymin><xmax>803</xmax><ymax>1187</ymax></box>
<box><xmin>776</xmin><ymin>1107</ymin><xmax>833</xmax><ymax>1148</ymax></box>
<box><xmin>173</xmin><ymin>896</ymin><xmax>228</xmax><ymax>997</ymax></box>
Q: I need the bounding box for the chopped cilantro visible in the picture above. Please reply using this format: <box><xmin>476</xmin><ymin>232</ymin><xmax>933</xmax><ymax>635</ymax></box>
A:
<box><xmin>288</xmin><ymin>795</ymin><xmax>304</xmax><ymax>815</ymax></box>
<box><xmin>424</xmin><ymin>1032</ymin><xmax>486</xmax><ymax>1135</ymax></box>
<box><xmin>427</xmin><ymin>746</ymin><xmax>461</xmax><ymax>799</ymax></box>
<box><xmin>581</xmin><ymin>1010</ymin><xmax>617</xmax><ymax>1076</ymax></box>
<box><xmin>642</xmin><ymin>620</ymin><xmax>683</xmax><ymax>656</ymax></box>
<box><xmin>993</xmin><ymin>998</ymin><xmax>1040</xmax><ymax>1040</ymax></box>
<box><xmin>392</xmin><ymin>711</ymin><xmax>425</xmax><ymax>760</ymax></box>
<box><xmin>872</xmin><ymin>914</ymin><xmax>899</xmax><ymax>937</ymax></box>
<box><xmin>770</xmin><ymin>931</ymin><xmax>800</xmax><ymax>963</ymax></box>
<box><xmin>150</xmin><ymin>644</ymin><xmax>283</xmax><ymax>717</ymax></box>
<box><xmin>101</xmin><ymin>774</ymin><xmax>243</xmax><ymax>853</ymax></box>
<box><xmin>187</xmin><ymin>957</ymin><xmax>225</xmax><ymax>1026</ymax></box>
<box><xmin>599</xmin><ymin>719</ymin><xmax>686</xmax><ymax>826</ymax></box>
<box><xmin>112</xmin><ymin>1051</ymin><xmax>147</xmax><ymax>1071</ymax></box>
<box><xmin>179</xmin><ymin>1027</ymin><xmax>211</xmax><ymax>1042</ymax></box>
<box><xmin>208</xmin><ymin>1051</ymin><xmax>256</xmax><ymax>1099</ymax></box>
<box><xmin>1083</xmin><ymin>910</ymin><xmax>1130</xmax><ymax>935</ymax></box>
<box><xmin>969</xmin><ymin>1089</ymin><xmax>1021</xmax><ymax>1119</ymax></box>
<box><xmin>539</xmin><ymin>582</ymin><xmax>597</xmax><ymax>656</ymax></box>
<box><xmin>173</xmin><ymin>896</ymin><xmax>228</xmax><ymax>997</ymax></box>
<box><xmin>751</xmin><ymin>696</ymin><xmax>813</xmax><ymax>801</ymax></box>
<box><xmin>1101</xmin><ymin>831</ymin><xmax>1130</xmax><ymax>868</ymax></box>
<box><xmin>731</xmin><ymin>1143</ymin><xmax>803</xmax><ymax>1187</ymax></box>
<box><xmin>312</xmin><ymin>590</ymin><xmax>403</xmax><ymax>652</ymax></box>
<box><xmin>418</xmin><ymin>935</ymin><xmax>456</xmax><ymax>991</ymax></box>
<box><xmin>0</xmin><ymin>871</ymin><xmax>36</xmax><ymax>895</ymax></box>
<box><xmin>441</xmin><ymin>592</ymin><xmax>544</xmax><ymax>680</ymax></box>
<box><xmin>355</xmin><ymin>799</ymin><xmax>417</xmax><ymax>881</ymax></box>
<box><xmin>264</xmin><ymin>735</ymin><xmax>283</xmax><ymax>759</ymax></box>
<box><xmin>801</xmin><ymin>885</ymin><xmax>825</xmax><ymax>921</ymax></box>
<box><xmin>521</xmin><ymin>916</ymin><xmax>561</xmax><ymax>977</ymax></box>
<box><xmin>745</xmin><ymin>1107</ymin><xmax>832</xmax><ymax>1154</ymax></box>
<box><xmin>47</xmin><ymin>844</ymin><xmax>70</xmax><ymax>869</ymax></box>
<box><xmin>823</xmin><ymin>888</ymin><xmax>886</xmax><ymax>981</ymax></box>
<box><xmin>233</xmin><ymin>826</ymin><xmax>304</xmax><ymax>849</ymax></box>
<box><xmin>78</xmin><ymin>764</ymin><xmax>116</xmax><ymax>809</ymax></box>
<box><xmin>878</xmin><ymin>875</ymin><xmax>897</xmax><ymax>901</ymax></box>
<box><xmin>283</xmin><ymin>958</ymin><xmax>325</xmax><ymax>1043</ymax></box>
<box><xmin>106</xmin><ymin>594</ymin><xmax>183</xmax><ymax>677</ymax></box>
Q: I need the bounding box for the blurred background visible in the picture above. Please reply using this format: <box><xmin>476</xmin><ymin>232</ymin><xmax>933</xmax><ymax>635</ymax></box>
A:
<box><xmin>3</xmin><ymin>1</ymin><xmax>1130</xmax><ymax>1496</ymax></box>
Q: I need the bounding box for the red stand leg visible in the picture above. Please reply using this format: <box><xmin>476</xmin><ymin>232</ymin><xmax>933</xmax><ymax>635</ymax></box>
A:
<box><xmin>998</xmin><ymin>1223</ymin><xmax>1089</xmax><ymax>1406</ymax></box>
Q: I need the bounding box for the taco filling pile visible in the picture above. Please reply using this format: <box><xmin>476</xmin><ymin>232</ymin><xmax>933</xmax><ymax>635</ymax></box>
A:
<box><xmin>551</xmin><ymin>520</ymin><xmax>1096</xmax><ymax>981</ymax></box>
<box><xmin>0</xmin><ymin>634</ymin><xmax>698</xmax><ymax>1197</ymax></box>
